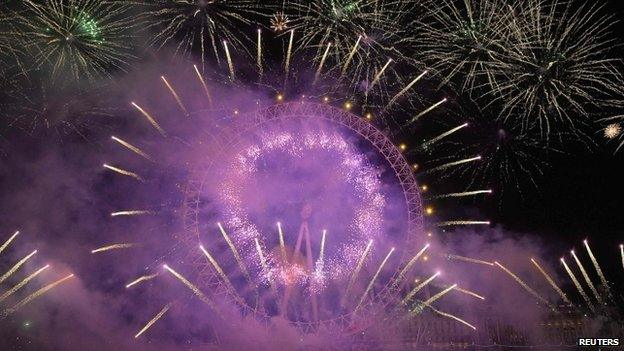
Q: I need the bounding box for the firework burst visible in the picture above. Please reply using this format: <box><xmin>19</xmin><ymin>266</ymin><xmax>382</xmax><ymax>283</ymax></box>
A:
<box><xmin>140</xmin><ymin>0</ymin><xmax>267</xmax><ymax>69</ymax></box>
<box><xmin>0</xmin><ymin>76</ymin><xmax>116</xmax><ymax>136</ymax></box>
<box><xmin>456</xmin><ymin>120</ymin><xmax>549</xmax><ymax>197</ymax></box>
<box><xmin>604</xmin><ymin>123</ymin><xmax>622</xmax><ymax>140</ymax></box>
<box><xmin>0</xmin><ymin>10</ymin><xmax>27</xmax><ymax>79</ymax></box>
<box><xmin>415</xmin><ymin>0</ymin><xmax>513</xmax><ymax>93</ymax></box>
<box><xmin>599</xmin><ymin>113</ymin><xmax>624</xmax><ymax>152</ymax></box>
<box><xmin>13</xmin><ymin>0</ymin><xmax>136</xmax><ymax>82</ymax></box>
<box><xmin>494</xmin><ymin>0</ymin><xmax>624</xmax><ymax>136</ymax></box>
<box><xmin>418</xmin><ymin>98</ymin><xmax>551</xmax><ymax>201</ymax></box>
<box><xmin>283</xmin><ymin>0</ymin><xmax>420</xmax><ymax>95</ymax></box>
<box><xmin>270</xmin><ymin>11</ymin><xmax>290</xmax><ymax>33</ymax></box>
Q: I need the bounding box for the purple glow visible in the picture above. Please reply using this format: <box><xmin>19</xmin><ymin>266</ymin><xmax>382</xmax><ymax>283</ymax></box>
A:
<box><xmin>183</xmin><ymin>105</ymin><xmax>418</xmax><ymax>325</ymax></box>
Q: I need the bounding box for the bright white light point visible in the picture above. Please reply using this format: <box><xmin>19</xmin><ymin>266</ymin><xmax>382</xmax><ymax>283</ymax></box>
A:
<box><xmin>163</xmin><ymin>264</ymin><xmax>169</xmax><ymax>269</ymax></box>
<box><xmin>604</xmin><ymin>124</ymin><xmax>621</xmax><ymax>139</ymax></box>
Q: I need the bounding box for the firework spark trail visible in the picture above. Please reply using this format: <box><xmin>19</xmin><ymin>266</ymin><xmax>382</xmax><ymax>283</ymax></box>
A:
<box><xmin>163</xmin><ymin>264</ymin><xmax>216</xmax><ymax>309</ymax></box>
<box><xmin>126</xmin><ymin>273</ymin><xmax>158</xmax><ymax>289</ymax></box>
<box><xmin>223</xmin><ymin>41</ymin><xmax>235</xmax><ymax>81</ymax></box>
<box><xmin>395</xmin><ymin>244</ymin><xmax>430</xmax><ymax>286</ymax></box>
<box><xmin>284</xmin><ymin>30</ymin><xmax>294</xmax><ymax>80</ymax></box>
<box><xmin>0</xmin><ymin>231</ymin><xmax>19</xmax><ymax>255</ymax></box>
<box><xmin>402</xmin><ymin>272</ymin><xmax>440</xmax><ymax>304</ymax></box>
<box><xmin>455</xmin><ymin>286</ymin><xmax>485</xmax><ymax>300</ymax></box>
<box><xmin>254</xmin><ymin>238</ymin><xmax>277</xmax><ymax>297</ymax></box>
<box><xmin>343</xmin><ymin>239</ymin><xmax>373</xmax><ymax>303</ymax></box>
<box><xmin>406</xmin><ymin>98</ymin><xmax>447</xmax><ymax>125</ymax></box>
<box><xmin>217</xmin><ymin>223</ymin><xmax>250</xmax><ymax>280</ymax></box>
<box><xmin>571</xmin><ymin>250</ymin><xmax>603</xmax><ymax>304</ymax></box>
<box><xmin>424</xmin><ymin>156</ymin><xmax>482</xmax><ymax>174</ymax></box>
<box><xmin>354</xmin><ymin>247</ymin><xmax>395</xmax><ymax>313</ymax></box>
<box><xmin>561</xmin><ymin>258</ymin><xmax>595</xmax><ymax>312</ymax></box>
<box><xmin>341</xmin><ymin>35</ymin><xmax>361</xmax><ymax>76</ymax></box>
<box><xmin>200</xmin><ymin>245</ymin><xmax>244</xmax><ymax>304</ymax></box>
<box><xmin>495</xmin><ymin>262</ymin><xmax>554</xmax><ymax>309</ymax></box>
<box><xmin>257</xmin><ymin>29</ymin><xmax>263</xmax><ymax>77</ymax></box>
<box><xmin>111</xmin><ymin>210</ymin><xmax>153</xmax><ymax>217</ymax></box>
<box><xmin>315</xmin><ymin>230</ymin><xmax>327</xmax><ymax>272</ymax></box>
<box><xmin>411</xmin><ymin>284</ymin><xmax>457</xmax><ymax>314</ymax></box>
<box><xmin>277</xmin><ymin>222</ymin><xmax>287</xmax><ymax>263</ymax></box>
<box><xmin>161</xmin><ymin>76</ymin><xmax>188</xmax><ymax>115</ymax></box>
<box><xmin>131</xmin><ymin>102</ymin><xmax>167</xmax><ymax>137</ymax></box>
<box><xmin>135</xmin><ymin>303</ymin><xmax>171</xmax><ymax>338</ymax></box>
<box><xmin>4</xmin><ymin>274</ymin><xmax>74</xmax><ymax>317</ymax></box>
<box><xmin>313</xmin><ymin>42</ymin><xmax>332</xmax><ymax>85</ymax></box>
<box><xmin>421</xmin><ymin>123</ymin><xmax>469</xmax><ymax>150</ymax></box>
<box><xmin>427</xmin><ymin>304</ymin><xmax>477</xmax><ymax>330</ymax></box>
<box><xmin>583</xmin><ymin>240</ymin><xmax>613</xmax><ymax>301</ymax></box>
<box><xmin>621</xmin><ymin>245</ymin><xmax>624</xmax><ymax>273</ymax></box>
<box><xmin>254</xmin><ymin>238</ymin><xmax>271</xmax><ymax>280</ymax></box>
<box><xmin>425</xmin><ymin>284</ymin><xmax>457</xmax><ymax>306</ymax></box>
<box><xmin>368</xmin><ymin>59</ymin><xmax>392</xmax><ymax>92</ymax></box>
<box><xmin>91</xmin><ymin>243</ymin><xmax>136</xmax><ymax>254</ymax></box>
<box><xmin>0</xmin><ymin>250</ymin><xmax>37</xmax><ymax>284</ymax></box>
<box><xmin>193</xmin><ymin>65</ymin><xmax>213</xmax><ymax>107</ymax></box>
<box><xmin>431</xmin><ymin>190</ymin><xmax>492</xmax><ymax>200</ymax></box>
<box><xmin>0</xmin><ymin>265</ymin><xmax>50</xmax><ymax>303</ymax></box>
<box><xmin>103</xmin><ymin>164</ymin><xmax>143</xmax><ymax>182</ymax></box>
<box><xmin>446</xmin><ymin>254</ymin><xmax>494</xmax><ymax>266</ymax></box>
<box><xmin>111</xmin><ymin>136</ymin><xmax>153</xmax><ymax>161</ymax></box>
<box><xmin>530</xmin><ymin>258</ymin><xmax>572</xmax><ymax>306</ymax></box>
<box><xmin>387</xmin><ymin>71</ymin><xmax>428</xmax><ymax>108</ymax></box>
<box><xmin>436</xmin><ymin>221</ymin><xmax>490</xmax><ymax>227</ymax></box>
